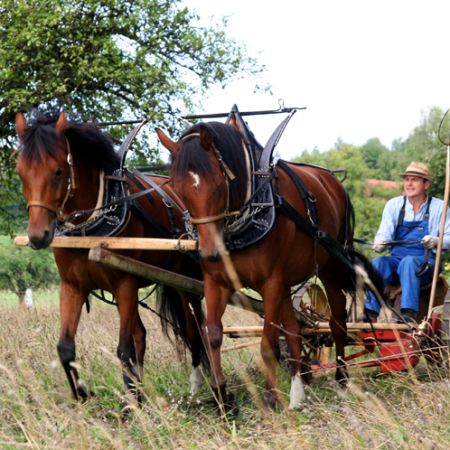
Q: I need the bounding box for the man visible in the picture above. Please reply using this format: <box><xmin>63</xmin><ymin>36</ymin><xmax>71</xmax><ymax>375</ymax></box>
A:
<box><xmin>364</xmin><ymin>161</ymin><xmax>450</xmax><ymax>322</ymax></box>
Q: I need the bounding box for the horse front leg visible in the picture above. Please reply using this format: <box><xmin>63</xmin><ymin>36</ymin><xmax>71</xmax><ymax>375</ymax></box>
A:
<box><xmin>260</xmin><ymin>280</ymin><xmax>285</xmax><ymax>409</ymax></box>
<box><xmin>115</xmin><ymin>277</ymin><xmax>144</xmax><ymax>403</ymax></box>
<box><xmin>203</xmin><ymin>276</ymin><xmax>235</xmax><ymax>413</ymax></box>
<box><xmin>57</xmin><ymin>281</ymin><xmax>91</xmax><ymax>400</ymax></box>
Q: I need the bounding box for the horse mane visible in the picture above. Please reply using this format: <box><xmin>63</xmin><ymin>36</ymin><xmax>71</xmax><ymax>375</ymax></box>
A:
<box><xmin>20</xmin><ymin>113</ymin><xmax>120</xmax><ymax>172</ymax></box>
<box><xmin>173</xmin><ymin>122</ymin><xmax>249</xmax><ymax>207</ymax></box>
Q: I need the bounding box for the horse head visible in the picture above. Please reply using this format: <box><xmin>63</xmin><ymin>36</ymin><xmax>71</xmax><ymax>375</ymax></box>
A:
<box><xmin>16</xmin><ymin>112</ymin><xmax>70</xmax><ymax>249</ymax></box>
<box><xmin>15</xmin><ymin>111</ymin><xmax>118</xmax><ymax>249</ymax></box>
<box><xmin>157</xmin><ymin>122</ymin><xmax>248</xmax><ymax>262</ymax></box>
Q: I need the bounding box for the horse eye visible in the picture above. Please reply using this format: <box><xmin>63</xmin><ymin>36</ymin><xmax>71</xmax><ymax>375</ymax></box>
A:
<box><xmin>55</xmin><ymin>167</ymin><xmax>63</xmax><ymax>178</ymax></box>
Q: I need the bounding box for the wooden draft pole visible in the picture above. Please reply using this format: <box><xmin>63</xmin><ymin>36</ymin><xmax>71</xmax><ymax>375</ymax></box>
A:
<box><xmin>89</xmin><ymin>247</ymin><xmax>204</xmax><ymax>295</ymax></box>
<box><xmin>425</xmin><ymin>137</ymin><xmax>450</xmax><ymax>322</ymax></box>
<box><xmin>87</xmin><ymin>247</ymin><xmax>265</xmax><ymax>315</ymax></box>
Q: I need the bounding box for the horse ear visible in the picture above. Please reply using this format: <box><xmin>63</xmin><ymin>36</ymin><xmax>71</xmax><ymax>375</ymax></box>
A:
<box><xmin>227</xmin><ymin>115</ymin><xmax>239</xmax><ymax>129</ymax></box>
<box><xmin>155</xmin><ymin>128</ymin><xmax>180</xmax><ymax>157</ymax></box>
<box><xmin>15</xmin><ymin>112</ymin><xmax>28</xmax><ymax>139</ymax></box>
<box><xmin>55</xmin><ymin>112</ymin><xmax>67</xmax><ymax>133</ymax></box>
<box><xmin>199</xmin><ymin>125</ymin><xmax>213</xmax><ymax>151</ymax></box>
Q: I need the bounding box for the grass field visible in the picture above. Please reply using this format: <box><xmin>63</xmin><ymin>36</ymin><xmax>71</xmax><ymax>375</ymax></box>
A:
<box><xmin>0</xmin><ymin>290</ymin><xmax>449</xmax><ymax>449</ymax></box>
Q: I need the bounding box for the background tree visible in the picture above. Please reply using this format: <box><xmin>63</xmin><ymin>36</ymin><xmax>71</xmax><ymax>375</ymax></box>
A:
<box><xmin>360</xmin><ymin>137</ymin><xmax>390</xmax><ymax>179</ymax></box>
<box><xmin>0</xmin><ymin>0</ymin><xmax>261</xmax><ymax>234</ymax></box>
<box><xmin>0</xmin><ymin>237</ymin><xmax>59</xmax><ymax>304</ymax></box>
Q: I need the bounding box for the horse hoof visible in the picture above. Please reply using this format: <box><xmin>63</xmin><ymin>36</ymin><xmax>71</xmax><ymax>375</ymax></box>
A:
<box><xmin>76</xmin><ymin>386</ymin><xmax>94</xmax><ymax>401</ymax></box>
<box><xmin>221</xmin><ymin>392</ymin><xmax>239</xmax><ymax>417</ymax></box>
<box><xmin>263</xmin><ymin>390</ymin><xmax>278</xmax><ymax>410</ymax></box>
<box><xmin>211</xmin><ymin>385</ymin><xmax>239</xmax><ymax>417</ymax></box>
<box><xmin>301</xmin><ymin>357</ymin><xmax>313</xmax><ymax>385</ymax></box>
<box><xmin>335</xmin><ymin>365</ymin><xmax>348</xmax><ymax>386</ymax></box>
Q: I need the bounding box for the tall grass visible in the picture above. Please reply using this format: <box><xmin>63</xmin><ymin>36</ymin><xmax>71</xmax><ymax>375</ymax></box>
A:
<box><xmin>0</xmin><ymin>292</ymin><xmax>449</xmax><ymax>449</ymax></box>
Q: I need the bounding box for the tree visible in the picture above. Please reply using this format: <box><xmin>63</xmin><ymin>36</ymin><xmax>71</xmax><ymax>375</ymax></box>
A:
<box><xmin>360</xmin><ymin>137</ymin><xmax>390</xmax><ymax>178</ymax></box>
<box><xmin>386</xmin><ymin>107</ymin><xmax>445</xmax><ymax>197</ymax></box>
<box><xmin>0</xmin><ymin>237</ymin><xmax>59</xmax><ymax>304</ymax></box>
<box><xmin>0</xmin><ymin>0</ymin><xmax>261</xmax><ymax>233</ymax></box>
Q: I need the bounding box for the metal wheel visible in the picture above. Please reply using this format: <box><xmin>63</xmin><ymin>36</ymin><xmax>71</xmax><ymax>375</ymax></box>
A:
<box><xmin>291</xmin><ymin>282</ymin><xmax>332</xmax><ymax>372</ymax></box>
<box><xmin>440</xmin><ymin>289</ymin><xmax>450</xmax><ymax>368</ymax></box>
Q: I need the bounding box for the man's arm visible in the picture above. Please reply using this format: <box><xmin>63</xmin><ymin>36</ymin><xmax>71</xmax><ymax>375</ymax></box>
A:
<box><xmin>374</xmin><ymin>198</ymin><xmax>399</xmax><ymax>245</ymax></box>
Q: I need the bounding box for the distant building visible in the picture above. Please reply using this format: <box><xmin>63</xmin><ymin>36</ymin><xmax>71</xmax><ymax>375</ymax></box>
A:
<box><xmin>364</xmin><ymin>179</ymin><xmax>402</xmax><ymax>197</ymax></box>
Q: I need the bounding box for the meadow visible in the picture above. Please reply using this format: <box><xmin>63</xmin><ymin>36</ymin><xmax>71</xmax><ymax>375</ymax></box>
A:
<box><xmin>0</xmin><ymin>289</ymin><xmax>449</xmax><ymax>449</ymax></box>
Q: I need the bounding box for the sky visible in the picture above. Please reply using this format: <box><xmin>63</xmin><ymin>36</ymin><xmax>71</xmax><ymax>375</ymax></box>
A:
<box><xmin>182</xmin><ymin>0</ymin><xmax>450</xmax><ymax>161</ymax></box>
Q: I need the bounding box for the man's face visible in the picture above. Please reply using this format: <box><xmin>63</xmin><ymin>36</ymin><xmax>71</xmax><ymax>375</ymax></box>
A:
<box><xmin>403</xmin><ymin>175</ymin><xmax>431</xmax><ymax>199</ymax></box>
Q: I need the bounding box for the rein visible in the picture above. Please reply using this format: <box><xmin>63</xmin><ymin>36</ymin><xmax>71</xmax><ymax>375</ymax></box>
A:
<box><xmin>58</xmin><ymin>181</ymin><xmax>163</xmax><ymax>226</ymax></box>
<box><xmin>353</xmin><ymin>238</ymin><xmax>424</xmax><ymax>246</ymax></box>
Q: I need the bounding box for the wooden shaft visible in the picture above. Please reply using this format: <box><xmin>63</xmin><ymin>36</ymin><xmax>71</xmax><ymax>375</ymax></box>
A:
<box><xmin>88</xmin><ymin>247</ymin><xmax>204</xmax><ymax>295</ymax></box>
<box><xmin>222</xmin><ymin>339</ymin><xmax>261</xmax><ymax>353</ymax></box>
<box><xmin>427</xmin><ymin>141</ymin><xmax>450</xmax><ymax>319</ymax></box>
<box><xmin>87</xmin><ymin>247</ymin><xmax>265</xmax><ymax>314</ymax></box>
<box><xmin>14</xmin><ymin>235</ymin><xmax>198</xmax><ymax>251</ymax></box>
<box><xmin>223</xmin><ymin>322</ymin><xmax>412</xmax><ymax>337</ymax></box>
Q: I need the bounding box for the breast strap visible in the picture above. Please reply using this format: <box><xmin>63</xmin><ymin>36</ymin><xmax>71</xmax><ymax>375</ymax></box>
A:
<box><xmin>397</xmin><ymin>196</ymin><xmax>432</xmax><ymax>226</ymax></box>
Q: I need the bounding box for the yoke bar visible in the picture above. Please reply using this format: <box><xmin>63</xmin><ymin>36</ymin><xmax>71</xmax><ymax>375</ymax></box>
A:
<box><xmin>183</xmin><ymin>106</ymin><xmax>306</xmax><ymax>120</ymax></box>
<box><xmin>14</xmin><ymin>235</ymin><xmax>198</xmax><ymax>251</ymax></box>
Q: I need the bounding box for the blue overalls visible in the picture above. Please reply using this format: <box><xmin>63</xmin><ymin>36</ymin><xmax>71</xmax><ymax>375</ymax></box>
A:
<box><xmin>365</xmin><ymin>197</ymin><xmax>436</xmax><ymax>315</ymax></box>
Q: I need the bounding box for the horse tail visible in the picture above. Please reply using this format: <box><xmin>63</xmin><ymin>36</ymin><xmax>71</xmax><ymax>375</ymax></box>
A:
<box><xmin>155</xmin><ymin>285</ymin><xmax>210</xmax><ymax>370</ymax></box>
<box><xmin>347</xmin><ymin>248</ymin><xmax>385</xmax><ymax>296</ymax></box>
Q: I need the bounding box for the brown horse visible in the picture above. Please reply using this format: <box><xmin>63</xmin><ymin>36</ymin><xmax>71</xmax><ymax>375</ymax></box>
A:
<box><xmin>15</xmin><ymin>112</ymin><xmax>207</xmax><ymax>403</ymax></box>
<box><xmin>157</xmin><ymin>121</ymin><xmax>384</xmax><ymax>410</ymax></box>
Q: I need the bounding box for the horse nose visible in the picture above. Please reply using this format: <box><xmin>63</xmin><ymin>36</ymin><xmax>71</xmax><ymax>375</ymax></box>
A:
<box><xmin>28</xmin><ymin>229</ymin><xmax>53</xmax><ymax>249</ymax></box>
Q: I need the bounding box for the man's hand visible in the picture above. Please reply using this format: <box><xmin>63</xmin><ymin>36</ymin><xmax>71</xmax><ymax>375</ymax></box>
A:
<box><xmin>372</xmin><ymin>241</ymin><xmax>386</xmax><ymax>253</ymax></box>
<box><xmin>422</xmin><ymin>235</ymin><xmax>438</xmax><ymax>249</ymax></box>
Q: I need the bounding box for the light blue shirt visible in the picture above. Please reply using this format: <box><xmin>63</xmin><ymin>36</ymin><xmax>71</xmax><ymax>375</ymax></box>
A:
<box><xmin>375</xmin><ymin>195</ymin><xmax>450</xmax><ymax>250</ymax></box>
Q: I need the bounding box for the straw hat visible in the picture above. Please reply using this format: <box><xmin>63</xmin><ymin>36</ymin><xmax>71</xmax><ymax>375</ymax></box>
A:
<box><xmin>400</xmin><ymin>161</ymin><xmax>433</xmax><ymax>182</ymax></box>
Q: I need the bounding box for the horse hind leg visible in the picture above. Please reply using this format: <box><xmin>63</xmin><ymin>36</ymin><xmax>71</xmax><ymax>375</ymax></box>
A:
<box><xmin>156</xmin><ymin>285</ymin><xmax>208</xmax><ymax>397</ymax></box>
<box><xmin>57</xmin><ymin>282</ymin><xmax>92</xmax><ymax>400</ymax></box>
<box><xmin>279</xmin><ymin>296</ymin><xmax>305</xmax><ymax>410</ymax></box>
<box><xmin>133</xmin><ymin>313</ymin><xmax>147</xmax><ymax>381</ymax></box>
<box><xmin>183</xmin><ymin>294</ymin><xmax>208</xmax><ymax>396</ymax></box>
<box><xmin>322</xmin><ymin>277</ymin><xmax>349</xmax><ymax>384</ymax></box>
<box><xmin>116</xmin><ymin>279</ymin><xmax>144</xmax><ymax>403</ymax></box>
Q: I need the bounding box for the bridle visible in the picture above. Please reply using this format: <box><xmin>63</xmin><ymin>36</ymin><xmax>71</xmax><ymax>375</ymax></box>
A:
<box><xmin>178</xmin><ymin>133</ymin><xmax>241</xmax><ymax>225</ymax></box>
<box><xmin>26</xmin><ymin>136</ymin><xmax>76</xmax><ymax>220</ymax></box>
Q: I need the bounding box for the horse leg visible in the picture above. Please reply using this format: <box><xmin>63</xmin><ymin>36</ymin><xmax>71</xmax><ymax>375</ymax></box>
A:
<box><xmin>279</xmin><ymin>295</ymin><xmax>305</xmax><ymax>410</ymax></box>
<box><xmin>203</xmin><ymin>277</ymin><xmax>235</xmax><ymax>412</ymax></box>
<box><xmin>115</xmin><ymin>278</ymin><xmax>143</xmax><ymax>402</ymax></box>
<box><xmin>181</xmin><ymin>294</ymin><xmax>206</xmax><ymax>396</ymax></box>
<box><xmin>57</xmin><ymin>281</ymin><xmax>91</xmax><ymax>400</ymax></box>
<box><xmin>260</xmin><ymin>280</ymin><xmax>285</xmax><ymax>409</ymax></box>
<box><xmin>322</xmin><ymin>279</ymin><xmax>348</xmax><ymax>384</ymax></box>
<box><xmin>132</xmin><ymin>312</ymin><xmax>147</xmax><ymax>381</ymax></box>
